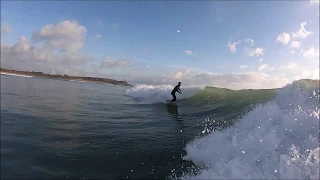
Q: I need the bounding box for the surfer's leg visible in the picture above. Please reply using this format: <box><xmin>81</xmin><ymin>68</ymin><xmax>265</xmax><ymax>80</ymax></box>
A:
<box><xmin>172</xmin><ymin>93</ymin><xmax>176</xmax><ymax>101</ymax></box>
<box><xmin>171</xmin><ymin>92</ymin><xmax>176</xmax><ymax>102</ymax></box>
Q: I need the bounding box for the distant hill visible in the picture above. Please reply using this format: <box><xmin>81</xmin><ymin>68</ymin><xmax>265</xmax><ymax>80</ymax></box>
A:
<box><xmin>0</xmin><ymin>68</ymin><xmax>132</xmax><ymax>87</ymax></box>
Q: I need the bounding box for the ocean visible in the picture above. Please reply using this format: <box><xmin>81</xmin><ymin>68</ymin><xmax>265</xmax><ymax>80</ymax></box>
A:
<box><xmin>1</xmin><ymin>74</ymin><xmax>319</xmax><ymax>179</ymax></box>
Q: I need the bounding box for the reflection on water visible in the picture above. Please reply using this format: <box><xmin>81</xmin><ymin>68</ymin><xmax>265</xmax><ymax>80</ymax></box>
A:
<box><xmin>1</xmin><ymin>75</ymin><xmax>130</xmax><ymax>155</ymax></box>
<box><xmin>166</xmin><ymin>103</ymin><xmax>178</xmax><ymax>115</ymax></box>
<box><xmin>166</xmin><ymin>103</ymin><xmax>187</xmax><ymax>122</ymax></box>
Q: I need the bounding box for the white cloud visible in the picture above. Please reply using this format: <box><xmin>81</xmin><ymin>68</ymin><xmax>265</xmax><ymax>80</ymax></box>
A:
<box><xmin>281</xmin><ymin>62</ymin><xmax>298</xmax><ymax>70</ymax></box>
<box><xmin>245</xmin><ymin>47</ymin><xmax>264</xmax><ymax>57</ymax></box>
<box><xmin>1</xmin><ymin>36</ymin><xmax>94</xmax><ymax>74</ymax></box>
<box><xmin>32</xmin><ymin>20</ymin><xmax>87</xmax><ymax>53</ymax></box>
<box><xmin>310</xmin><ymin>0</ymin><xmax>320</xmax><ymax>5</ymax></box>
<box><xmin>292</xmin><ymin>22</ymin><xmax>312</xmax><ymax>39</ymax></box>
<box><xmin>301</xmin><ymin>48</ymin><xmax>319</xmax><ymax>58</ymax></box>
<box><xmin>290</xmin><ymin>50</ymin><xmax>296</xmax><ymax>54</ymax></box>
<box><xmin>194</xmin><ymin>72</ymin><xmax>289</xmax><ymax>90</ymax></box>
<box><xmin>240</xmin><ymin>65</ymin><xmax>248</xmax><ymax>69</ymax></box>
<box><xmin>301</xmin><ymin>70</ymin><xmax>312</xmax><ymax>78</ymax></box>
<box><xmin>132</xmin><ymin>68</ymin><xmax>191</xmax><ymax>85</ymax></box>
<box><xmin>259</xmin><ymin>58</ymin><xmax>264</xmax><ymax>63</ymax></box>
<box><xmin>1</xmin><ymin>23</ymin><xmax>12</xmax><ymax>33</ymax></box>
<box><xmin>258</xmin><ymin>64</ymin><xmax>269</xmax><ymax>71</ymax></box>
<box><xmin>185</xmin><ymin>50</ymin><xmax>194</xmax><ymax>56</ymax></box>
<box><xmin>167</xmin><ymin>68</ymin><xmax>191</xmax><ymax>79</ymax></box>
<box><xmin>244</xmin><ymin>38</ymin><xmax>254</xmax><ymax>45</ymax></box>
<box><xmin>276</xmin><ymin>32</ymin><xmax>291</xmax><ymax>45</ymax></box>
<box><xmin>131</xmin><ymin>69</ymin><xmax>139</xmax><ymax>77</ymax></box>
<box><xmin>1</xmin><ymin>20</ymin><xmax>141</xmax><ymax>81</ymax></box>
<box><xmin>312</xmin><ymin>68</ymin><xmax>319</xmax><ymax>79</ymax></box>
<box><xmin>289</xmin><ymin>40</ymin><xmax>301</xmax><ymax>48</ymax></box>
<box><xmin>272</xmin><ymin>61</ymin><xmax>319</xmax><ymax>81</ymax></box>
<box><xmin>11</xmin><ymin>36</ymin><xmax>30</xmax><ymax>52</ymax></box>
<box><xmin>126</xmin><ymin>59</ymin><xmax>318</xmax><ymax>88</ymax></box>
<box><xmin>301</xmin><ymin>69</ymin><xmax>314</xmax><ymax>79</ymax></box>
<box><xmin>100</xmin><ymin>59</ymin><xmax>128</xmax><ymax>68</ymax></box>
<box><xmin>294</xmin><ymin>68</ymin><xmax>319</xmax><ymax>80</ymax></box>
<box><xmin>130</xmin><ymin>71</ymin><xmax>290</xmax><ymax>90</ymax></box>
<box><xmin>227</xmin><ymin>40</ymin><xmax>241</xmax><ymax>53</ymax></box>
<box><xmin>95</xmin><ymin>34</ymin><xmax>102</xmax><ymax>39</ymax></box>
<box><xmin>2</xmin><ymin>18</ymin><xmax>317</xmax><ymax>90</ymax></box>
<box><xmin>191</xmin><ymin>72</ymin><xmax>287</xmax><ymax>89</ymax></box>
<box><xmin>269</xmin><ymin>67</ymin><xmax>275</xmax><ymax>71</ymax></box>
<box><xmin>124</xmin><ymin>58</ymin><xmax>320</xmax><ymax>89</ymax></box>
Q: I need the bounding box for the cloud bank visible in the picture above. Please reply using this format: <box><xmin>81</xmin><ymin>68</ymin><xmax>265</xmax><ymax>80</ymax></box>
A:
<box><xmin>31</xmin><ymin>20</ymin><xmax>87</xmax><ymax>53</ymax></box>
<box><xmin>1</xmin><ymin>19</ymin><xmax>318</xmax><ymax>91</ymax></box>
<box><xmin>1</xmin><ymin>20</ymin><xmax>93</xmax><ymax>75</ymax></box>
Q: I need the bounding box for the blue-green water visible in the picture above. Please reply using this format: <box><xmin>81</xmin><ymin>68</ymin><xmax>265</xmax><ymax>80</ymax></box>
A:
<box><xmin>1</xmin><ymin>75</ymin><xmax>200</xmax><ymax>179</ymax></box>
<box><xmin>1</xmin><ymin>75</ymin><xmax>319</xmax><ymax>179</ymax></box>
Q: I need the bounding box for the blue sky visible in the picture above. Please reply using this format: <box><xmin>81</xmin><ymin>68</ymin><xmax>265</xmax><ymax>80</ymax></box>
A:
<box><xmin>1</xmin><ymin>1</ymin><xmax>319</xmax><ymax>89</ymax></box>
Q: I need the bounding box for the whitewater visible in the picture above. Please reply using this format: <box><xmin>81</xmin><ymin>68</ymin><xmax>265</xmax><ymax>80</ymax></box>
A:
<box><xmin>125</xmin><ymin>80</ymin><xmax>319</xmax><ymax>179</ymax></box>
<box><xmin>0</xmin><ymin>72</ymin><xmax>33</xmax><ymax>78</ymax></box>
<box><xmin>125</xmin><ymin>84</ymin><xmax>205</xmax><ymax>104</ymax></box>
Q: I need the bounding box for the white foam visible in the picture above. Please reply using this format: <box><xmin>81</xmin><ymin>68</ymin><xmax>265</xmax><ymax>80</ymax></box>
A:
<box><xmin>1</xmin><ymin>72</ymin><xmax>33</xmax><ymax>78</ymax></box>
<box><xmin>125</xmin><ymin>84</ymin><xmax>204</xmax><ymax>104</ymax></box>
<box><xmin>179</xmin><ymin>83</ymin><xmax>319</xmax><ymax>179</ymax></box>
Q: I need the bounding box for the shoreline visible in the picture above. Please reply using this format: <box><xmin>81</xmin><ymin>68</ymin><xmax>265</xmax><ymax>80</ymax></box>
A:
<box><xmin>0</xmin><ymin>68</ymin><xmax>132</xmax><ymax>87</ymax></box>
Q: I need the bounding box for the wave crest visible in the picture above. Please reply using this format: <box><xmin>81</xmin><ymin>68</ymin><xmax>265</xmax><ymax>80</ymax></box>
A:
<box><xmin>125</xmin><ymin>84</ymin><xmax>204</xmax><ymax>104</ymax></box>
<box><xmin>176</xmin><ymin>80</ymin><xmax>319</xmax><ymax>179</ymax></box>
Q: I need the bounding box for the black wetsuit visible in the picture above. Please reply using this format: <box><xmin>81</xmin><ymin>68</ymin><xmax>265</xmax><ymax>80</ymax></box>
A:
<box><xmin>171</xmin><ymin>85</ymin><xmax>181</xmax><ymax>102</ymax></box>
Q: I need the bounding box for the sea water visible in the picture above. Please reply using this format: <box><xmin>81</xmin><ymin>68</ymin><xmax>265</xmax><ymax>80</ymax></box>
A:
<box><xmin>1</xmin><ymin>74</ymin><xmax>319</xmax><ymax>179</ymax></box>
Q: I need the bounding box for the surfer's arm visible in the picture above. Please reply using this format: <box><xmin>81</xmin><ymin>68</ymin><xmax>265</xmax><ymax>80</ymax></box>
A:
<box><xmin>178</xmin><ymin>88</ymin><xmax>181</xmax><ymax>94</ymax></box>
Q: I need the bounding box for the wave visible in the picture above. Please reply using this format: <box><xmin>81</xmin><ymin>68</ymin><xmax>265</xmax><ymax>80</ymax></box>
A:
<box><xmin>125</xmin><ymin>84</ymin><xmax>277</xmax><ymax>104</ymax></box>
<box><xmin>1</xmin><ymin>72</ymin><xmax>33</xmax><ymax>78</ymax></box>
<box><xmin>125</xmin><ymin>84</ymin><xmax>205</xmax><ymax>104</ymax></box>
<box><xmin>68</xmin><ymin>79</ymin><xmax>88</xmax><ymax>83</ymax></box>
<box><xmin>125</xmin><ymin>79</ymin><xmax>319</xmax><ymax>179</ymax></box>
<box><xmin>171</xmin><ymin>79</ymin><xmax>319</xmax><ymax>179</ymax></box>
<box><xmin>125</xmin><ymin>84</ymin><xmax>278</xmax><ymax>125</ymax></box>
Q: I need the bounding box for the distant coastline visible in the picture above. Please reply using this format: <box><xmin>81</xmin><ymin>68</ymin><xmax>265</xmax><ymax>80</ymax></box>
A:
<box><xmin>0</xmin><ymin>68</ymin><xmax>132</xmax><ymax>87</ymax></box>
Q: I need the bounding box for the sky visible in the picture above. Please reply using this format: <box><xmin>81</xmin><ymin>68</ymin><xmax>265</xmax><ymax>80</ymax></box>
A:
<box><xmin>1</xmin><ymin>0</ymin><xmax>319</xmax><ymax>89</ymax></box>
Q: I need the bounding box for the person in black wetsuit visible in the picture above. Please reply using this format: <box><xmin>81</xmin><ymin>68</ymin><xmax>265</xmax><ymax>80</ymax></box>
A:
<box><xmin>171</xmin><ymin>82</ymin><xmax>181</xmax><ymax>102</ymax></box>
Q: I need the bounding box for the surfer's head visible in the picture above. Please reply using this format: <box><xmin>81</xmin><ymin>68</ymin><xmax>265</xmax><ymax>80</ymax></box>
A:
<box><xmin>178</xmin><ymin>82</ymin><xmax>181</xmax><ymax>85</ymax></box>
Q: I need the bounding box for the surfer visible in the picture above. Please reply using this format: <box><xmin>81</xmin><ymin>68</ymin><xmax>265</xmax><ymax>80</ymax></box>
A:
<box><xmin>171</xmin><ymin>82</ymin><xmax>181</xmax><ymax>102</ymax></box>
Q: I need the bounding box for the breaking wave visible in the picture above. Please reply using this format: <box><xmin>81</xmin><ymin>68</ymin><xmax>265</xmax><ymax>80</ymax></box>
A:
<box><xmin>125</xmin><ymin>79</ymin><xmax>319</xmax><ymax>179</ymax></box>
<box><xmin>173</xmin><ymin>79</ymin><xmax>320</xmax><ymax>179</ymax></box>
<box><xmin>125</xmin><ymin>84</ymin><xmax>204</xmax><ymax>104</ymax></box>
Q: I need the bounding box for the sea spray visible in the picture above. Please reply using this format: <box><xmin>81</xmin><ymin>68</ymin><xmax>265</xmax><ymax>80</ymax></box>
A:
<box><xmin>125</xmin><ymin>84</ymin><xmax>204</xmax><ymax>104</ymax></box>
<box><xmin>176</xmin><ymin>81</ymin><xmax>319</xmax><ymax>179</ymax></box>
